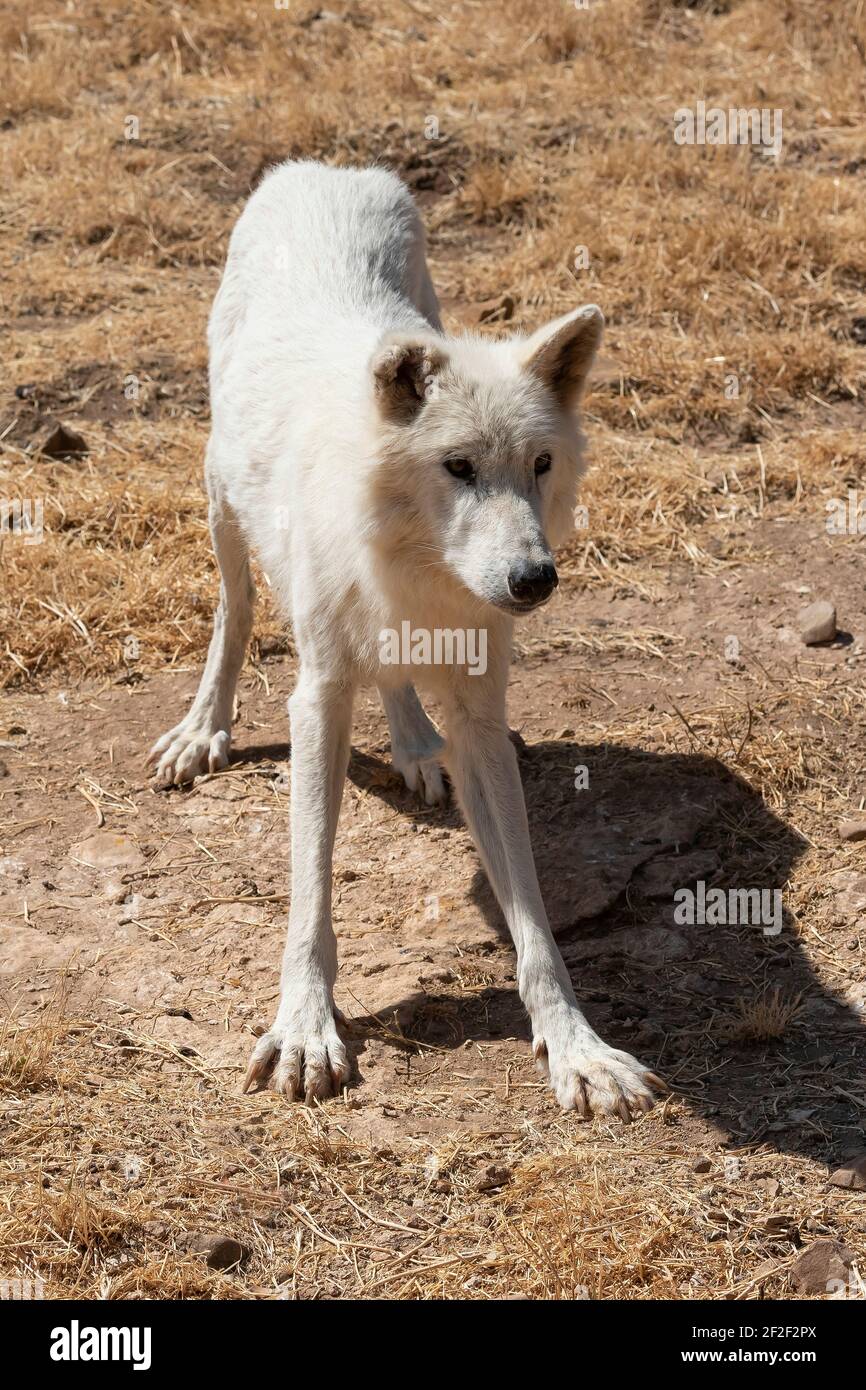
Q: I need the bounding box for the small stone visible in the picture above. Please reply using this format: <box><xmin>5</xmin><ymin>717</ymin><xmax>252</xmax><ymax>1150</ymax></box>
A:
<box><xmin>692</xmin><ymin>1157</ymin><xmax>712</xmax><ymax>1174</ymax></box>
<box><xmin>188</xmin><ymin>1234</ymin><xmax>246</xmax><ymax>1270</ymax></box>
<box><xmin>474</xmin><ymin>1163</ymin><xmax>512</xmax><ymax>1192</ymax></box>
<box><xmin>839</xmin><ymin>820</ymin><xmax>866</xmax><ymax>844</ymax></box>
<box><xmin>72</xmin><ymin>832</ymin><xmax>145</xmax><ymax>870</ymax></box>
<box><xmin>34</xmin><ymin>421</ymin><xmax>89</xmax><ymax>459</ymax></box>
<box><xmin>0</xmin><ymin>760</ymin><xmax>7</xmax><ymax>777</ymax></box>
<box><xmin>789</xmin><ymin>1240</ymin><xmax>852</xmax><ymax>1293</ymax></box>
<box><xmin>829</xmin><ymin>1154</ymin><xmax>866</xmax><ymax>1190</ymax></box>
<box><xmin>799</xmin><ymin>600</ymin><xmax>836</xmax><ymax>645</ymax></box>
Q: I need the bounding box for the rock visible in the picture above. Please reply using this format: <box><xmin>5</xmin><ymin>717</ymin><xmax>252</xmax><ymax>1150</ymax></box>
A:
<box><xmin>845</xmin><ymin>984</ymin><xmax>866</xmax><ymax>1016</ymax></box>
<box><xmin>187</xmin><ymin>1234</ymin><xmax>246</xmax><ymax>1270</ymax></box>
<box><xmin>799</xmin><ymin>600</ymin><xmax>836</xmax><ymax>645</ymax></box>
<box><xmin>475</xmin><ymin>1164</ymin><xmax>512</xmax><ymax>1192</ymax></box>
<box><xmin>839</xmin><ymin>820</ymin><xmax>866</xmax><ymax>844</ymax></box>
<box><xmin>692</xmin><ymin>1157</ymin><xmax>712</xmax><ymax>1174</ymax></box>
<box><xmin>829</xmin><ymin>1154</ymin><xmax>866</xmax><ymax>1190</ymax></box>
<box><xmin>563</xmin><ymin>926</ymin><xmax>689</xmax><ymax>965</ymax></box>
<box><xmin>830</xmin><ymin>870</ymin><xmax>866</xmax><ymax>914</ymax></box>
<box><xmin>633</xmin><ymin>850</ymin><xmax>720</xmax><ymax>900</ymax></box>
<box><xmin>72</xmin><ymin>832</ymin><xmax>145</xmax><ymax>870</ymax></box>
<box><xmin>789</xmin><ymin>1240</ymin><xmax>852</xmax><ymax>1293</ymax></box>
<box><xmin>0</xmin><ymin>760</ymin><xmax>7</xmax><ymax>777</ymax></box>
<box><xmin>541</xmin><ymin>781</ymin><xmax>716</xmax><ymax>933</ymax></box>
<box><xmin>33</xmin><ymin>421</ymin><xmax>89</xmax><ymax>459</ymax></box>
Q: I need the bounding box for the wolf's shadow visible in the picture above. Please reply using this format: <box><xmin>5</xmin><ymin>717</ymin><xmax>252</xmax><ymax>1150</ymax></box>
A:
<box><xmin>336</xmin><ymin>737</ymin><xmax>865</xmax><ymax>1168</ymax></box>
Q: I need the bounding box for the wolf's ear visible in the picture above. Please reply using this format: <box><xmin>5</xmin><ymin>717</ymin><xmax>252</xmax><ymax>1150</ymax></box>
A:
<box><xmin>371</xmin><ymin>336</ymin><xmax>447</xmax><ymax>423</ymax></box>
<box><xmin>520</xmin><ymin>304</ymin><xmax>604</xmax><ymax>409</ymax></box>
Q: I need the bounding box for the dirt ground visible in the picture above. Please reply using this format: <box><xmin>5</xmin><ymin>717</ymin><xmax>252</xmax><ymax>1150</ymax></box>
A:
<box><xmin>2</xmin><ymin>0</ymin><xmax>866</xmax><ymax>1300</ymax></box>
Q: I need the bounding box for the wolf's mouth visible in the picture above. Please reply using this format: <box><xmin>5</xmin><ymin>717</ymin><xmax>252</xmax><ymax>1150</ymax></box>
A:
<box><xmin>494</xmin><ymin>593</ymin><xmax>556</xmax><ymax>617</ymax></box>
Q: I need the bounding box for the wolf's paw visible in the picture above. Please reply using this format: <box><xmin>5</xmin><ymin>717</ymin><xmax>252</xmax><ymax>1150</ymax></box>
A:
<box><xmin>146</xmin><ymin>720</ymin><xmax>230</xmax><ymax>788</ymax></box>
<box><xmin>392</xmin><ymin>747</ymin><xmax>448</xmax><ymax>806</ymax></box>
<box><xmin>534</xmin><ymin>1021</ymin><xmax>665</xmax><ymax>1121</ymax></box>
<box><xmin>242</xmin><ymin>1019</ymin><xmax>349</xmax><ymax>1103</ymax></box>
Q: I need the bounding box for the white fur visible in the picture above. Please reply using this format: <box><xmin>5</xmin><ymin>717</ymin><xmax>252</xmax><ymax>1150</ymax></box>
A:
<box><xmin>148</xmin><ymin>160</ymin><xmax>663</xmax><ymax>1118</ymax></box>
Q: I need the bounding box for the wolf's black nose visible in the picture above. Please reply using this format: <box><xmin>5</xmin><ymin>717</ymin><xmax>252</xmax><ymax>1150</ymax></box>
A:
<box><xmin>507</xmin><ymin>561</ymin><xmax>558</xmax><ymax>606</ymax></box>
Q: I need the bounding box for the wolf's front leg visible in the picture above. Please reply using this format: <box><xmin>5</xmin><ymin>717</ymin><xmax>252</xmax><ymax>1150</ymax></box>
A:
<box><xmin>243</xmin><ymin>674</ymin><xmax>353</xmax><ymax>1101</ymax></box>
<box><xmin>442</xmin><ymin>692</ymin><xmax>664</xmax><ymax>1120</ymax></box>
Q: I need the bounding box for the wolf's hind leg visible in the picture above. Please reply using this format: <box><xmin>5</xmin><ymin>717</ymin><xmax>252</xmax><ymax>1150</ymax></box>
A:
<box><xmin>379</xmin><ymin>683</ymin><xmax>447</xmax><ymax>805</ymax></box>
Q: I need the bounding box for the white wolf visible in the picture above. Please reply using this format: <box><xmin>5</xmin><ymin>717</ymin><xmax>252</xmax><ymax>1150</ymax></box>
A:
<box><xmin>148</xmin><ymin>160</ymin><xmax>663</xmax><ymax>1120</ymax></box>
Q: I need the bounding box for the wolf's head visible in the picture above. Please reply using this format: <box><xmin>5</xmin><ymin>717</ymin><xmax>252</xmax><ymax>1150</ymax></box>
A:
<box><xmin>368</xmin><ymin>305</ymin><xmax>602</xmax><ymax>615</ymax></box>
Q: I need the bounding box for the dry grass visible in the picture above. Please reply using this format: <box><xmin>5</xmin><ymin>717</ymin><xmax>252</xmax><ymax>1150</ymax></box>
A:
<box><xmin>4</xmin><ymin>1006</ymin><xmax>857</xmax><ymax>1301</ymax></box>
<box><xmin>2</xmin><ymin>0</ymin><xmax>865</xmax><ymax>684</ymax></box>
<box><xmin>718</xmin><ymin>987</ymin><xmax>804</xmax><ymax>1043</ymax></box>
<box><xmin>2</xmin><ymin>0</ymin><xmax>866</xmax><ymax>1302</ymax></box>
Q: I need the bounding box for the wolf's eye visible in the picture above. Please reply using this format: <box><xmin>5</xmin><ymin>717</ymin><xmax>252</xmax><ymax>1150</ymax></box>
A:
<box><xmin>444</xmin><ymin>457</ymin><xmax>475</xmax><ymax>483</ymax></box>
<box><xmin>534</xmin><ymin>452</ymin><xmax>552</xmax><ymax>476</ymax></box>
